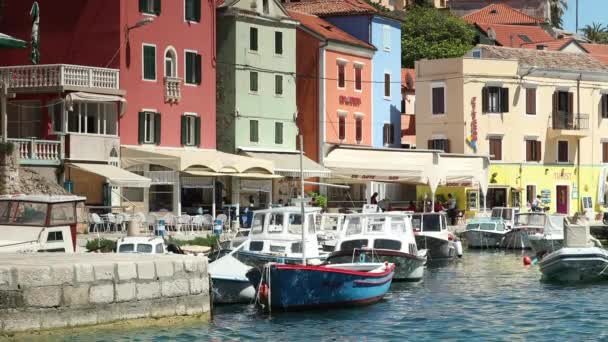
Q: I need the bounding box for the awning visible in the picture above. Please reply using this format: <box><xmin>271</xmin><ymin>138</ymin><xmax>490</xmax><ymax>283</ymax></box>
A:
<box><xmin>65</xmin><ymin>92</ymin><xmax>127</xmax><ymax>116</ymax></box>
<box><xmin>121</xmin><ymin>147</ymin><xmax>275</xmax><ymax>176</ymax></box>
<box><xmin>68</xmin><ymin>163</ymin><xmax>151</xmax><ymax>188</ymax></box>
<box><xmin>242</xmin><ymin>150</ymin><xmax>331</xmax><ymax>178</ymax></box>
<box><xmin>438</xmin><ymin>154</ymin><xmax>490</xmax><ymax>196</ymax></box>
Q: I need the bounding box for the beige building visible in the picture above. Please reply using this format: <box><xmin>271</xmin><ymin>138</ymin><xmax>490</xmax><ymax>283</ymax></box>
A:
<box><xmin>370</xmin><ymin>0</ymin><xmax>447</xmax><ymax>11</ymax></box>
<box><xmin>415</xmin><ymin>45</ymin><xmax>608</xmax><ymax>216</ymax></box>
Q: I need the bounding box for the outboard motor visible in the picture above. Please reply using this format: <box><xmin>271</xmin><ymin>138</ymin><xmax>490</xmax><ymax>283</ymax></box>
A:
<box><xmin>454</xmin><ymin>240</ymin><xmax>463</xmax><ymax>258</ymax></box>
<box><xmin>603</xmin><ymin>212</ymin><xmax>608</xmax><ymax>226</ymax></box>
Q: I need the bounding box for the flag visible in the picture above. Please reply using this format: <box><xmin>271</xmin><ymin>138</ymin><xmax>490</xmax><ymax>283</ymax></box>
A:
<box><xmin>30</xmin><ymin>1</ymin><xmax>40</xmax><ymax>64</ymax></box>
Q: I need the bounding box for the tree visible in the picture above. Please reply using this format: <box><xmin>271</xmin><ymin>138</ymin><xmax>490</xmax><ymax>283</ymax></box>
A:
<box><xmin>401</xmin><ymin>6</ymin><xmax>476</xmax><ymax>68</ymax></box>
<box><xmin>581</xmin><ymin>22</ymin><xmax>608</xmax><ymax>43</ymax></box>
<box><xmin>406</xmin><ymin>0</ymin><xmax>434</xmax><ymax>9</ymax></box>
<box><xmin>549</xmin><ymin>0</ymin><xmax>568</xmax><ymax>29</ymax></box>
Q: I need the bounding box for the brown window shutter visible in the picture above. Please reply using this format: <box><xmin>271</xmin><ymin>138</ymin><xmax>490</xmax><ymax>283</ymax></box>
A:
<box><xmin>496</xmin><ymin>139</ymin><xmax>502</xmax><ymax>160</ymax></box>
<box><xmin>603</xmin><ymin>94</ymin><xmax>608</xmax><ymax>118</ymax></box>
<box><xmin>526</xmin><ymin>141</ymin><xmax>532</xmax><ymax>161</ymax></box>
<box><xmin>482</xmin><ymin>87</ymin><xmax>489</xmax><ymax>113</ymax></box>
<box><xmin>567</xmin><ymin>92</ymin><xmax>574</xmax><ymax>127</ymax></box>
<box><xmin>604</xmin><ymin>143</ymin><xmax>608</xmax><ymax>163</ymax></box>
<box><xmin>552</xmin><ymin>91</ymin><xmax>558</xmax><ymax>115</ymax></box>
<box><xmin>526</xmin><ymin>88</ymin><xmax>536</xmax><ymax>115</ymax></box>
<box><xmin>535</xmin><ymin>141</ymin><xmax>542</xmax><ymax>161</ymax></box>
<box><xmin>445</xmin><ymin>139</ymin><xmax>451</xmax><ymax>153</ymax></box>
<box><xmin>500</xmin><ymin>87</ymin><xmax>509</xmax><ymax>112</ymax></box>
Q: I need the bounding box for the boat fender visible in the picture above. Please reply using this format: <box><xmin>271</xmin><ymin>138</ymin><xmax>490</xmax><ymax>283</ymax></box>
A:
<box><xmin>259</xmin><ymin>283</ymin><xmax>269</xmax><ymax>303</ymax></box>
<box><xmin>523</xmin><ymin>255</ymin><xmax>532</xmax><ymax>266</ymax></box>
<box><xmin>454</xmin><ymin>241</ymin><xmax>463</xmax><ymax>258</ymax></box>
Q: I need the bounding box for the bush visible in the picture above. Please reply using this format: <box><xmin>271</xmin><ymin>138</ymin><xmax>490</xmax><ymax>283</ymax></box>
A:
<box><xmin>172</xmin><ymin>235</ymin><xmax>219</xmax><ymax>247</ymax></box>
<box><xmin>86</xmin><ymin>238</ymin><xmax>116</xmax><ymax>253</ymax></box>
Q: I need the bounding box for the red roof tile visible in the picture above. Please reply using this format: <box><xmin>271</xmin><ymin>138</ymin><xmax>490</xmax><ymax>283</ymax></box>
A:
<box><xmin>289</xmin><ymin>10</ymin><xmax>375</xmax><ymax>49</ymax></box>
<box><xmin>464</xmin><ymin>3</ymin><xmax>544</xmax><ymax>25</ymax></box>
<box><xmin>520</xmin><ymin>38</ymin><xmax>575</xmax><ymax>51</ymax></box>
<box><xmin>401</xmin><ymin>68</ymin><xmax>415</xmax><ymax>90</ymax></box>
<box><xmin>581</xmin><ymin>43</ymin><xmax>608</xmax><ymax>56</ymax></box>
<box><xmin>285</xmin><ymin>0</ymin><xmax>378</xmax><ymax>17</ymax></box>
<box><xmin>591</xmin><ymin>54</ymin><xmax>608</xmax><ymax>65</ymax></box>
<box><xmin>477</xmin><ymin>24</ymin><xmax>554</xmax><ymax>48</ymax></box>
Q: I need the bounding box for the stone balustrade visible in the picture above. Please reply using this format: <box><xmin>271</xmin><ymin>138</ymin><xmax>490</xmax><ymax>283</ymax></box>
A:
<box><xmin>0</xmin><ymin>64</ymin><xmax>120</xmax><ymax>91</ymax></box>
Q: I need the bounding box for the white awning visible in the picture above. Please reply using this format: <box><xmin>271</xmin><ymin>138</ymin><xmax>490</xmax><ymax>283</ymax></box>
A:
<box><xmin>438</xmin><ymin>154</ymin><xmax>490</xmax><ymax>196</ymax></box>
<box><xmin>241</xmin><ymin>150</ymin><xmax>331</xmax><ymax>178</ymax></box>
<box><xmin>68</xmin><ymin>163</ymin><xmax>151</xmax><ymax>188</ymax></box>
<box><xmin>65</xmin><ymin>92</ymin><xmax>127</xmax><ymax>116</ymax></box>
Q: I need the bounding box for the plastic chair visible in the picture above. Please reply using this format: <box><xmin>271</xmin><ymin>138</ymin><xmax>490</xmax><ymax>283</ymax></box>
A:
<box><xmin>146</xmin><ymin>214</ymin><xmax>157</xmax><ymax>232</ymax></box>
<box><xmin>191</xmin><ymin>215</ymin><xmax>204</xmax><ymax>232</ymax></box>
<box><xmin>114</xmin><ymin>214</ymin><xmax>125</xmax><ymax>233</ymax></box>
<box><xmin>177</xmin><ymin>215</ymin><xmax>192</xmax><ymax>234</ymax></box>
<box><xmin>102</xmin><ymin>213</ymin><xmax>115</xmax><ymax>233</ymax></box>
<box><xmin>89</xmin><ymin>213</ymin><xmax>103</xmax><ymax>233</ymax></box>
<box><xmin>201</xmin><ymin>214</ymin><xmax>213</xmax><ymax>230</ymax></box>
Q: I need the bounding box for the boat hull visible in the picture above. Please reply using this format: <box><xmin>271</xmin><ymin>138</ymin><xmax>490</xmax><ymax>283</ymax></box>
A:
<box><xmin>539</xmin><ymin>247</ymin><xmax>608</xmax><ymax>282</ymax></box>
<box><xmin>527</xmin><ymin>235</ymin><xmax>563</xmax><ymax>256</ymax></box>
<box><xmin>464</xmin><ymin>230</ymin><xmax>504</xmax><ymax>248</ymax></box>
<box><xmin>501</xmin><ymin>228</ymin><xmax>542</xmax><ymax>249</ymax></box>
<box><xmin>211</xmin><ymin>277</ymin><xmax>255</xmax><ymax>304</ymax></box>
<box><xmin>415</xmin><ymin>235</ymin><xmax>454</xmax><ymax>259</ymax></box>
<box><xmin>263</xmin><ymin>263</ymin><xmax>394</xmax><ymax>311</ymax></box>
<box><xmin>233</xmin><ymin>250</ymin><xmax>327</xmax><ymax>270</ymax></box>
<box><xmin>326</xmin><ymin>249</ymin><xmax>425</xmax><ymax>281</ymax></box>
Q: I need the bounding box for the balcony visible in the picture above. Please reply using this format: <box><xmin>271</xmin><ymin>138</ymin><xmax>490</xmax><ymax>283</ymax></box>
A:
<box><xmin>0</xmin><ymin>64</ymin><xmax>122</xmax><ymax>95</ymax></box>
<box><xmin>9</xmin><ymin>138</ymin><xmax>62</xmax><ymax>166</ymax></box>
<box><xmin>548</xmin><ymin>113</ymin><xmax>589</xmax><ymax>138</ymax></box>
<box><xmin>164</xmin><ymin>77</ymin><xmax>182</xmax><ymax>103</ymax></box>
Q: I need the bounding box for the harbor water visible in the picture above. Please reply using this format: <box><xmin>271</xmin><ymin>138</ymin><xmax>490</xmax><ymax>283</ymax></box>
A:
<box><xmin>62</xmin><ymin>250</ymin><xmax>608</xmax><ymax>341</ymax></box>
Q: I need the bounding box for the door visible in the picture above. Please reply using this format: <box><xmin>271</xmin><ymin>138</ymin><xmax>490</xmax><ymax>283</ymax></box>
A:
<box><xmin>556</xmin><ymin>185</ymin><xmax>569</xmax><ymax>214</ymax></box>
<box><xmin>487</xmin><ymin>188</ymin><xmax>507</xmax><ymax>208</ymax></box>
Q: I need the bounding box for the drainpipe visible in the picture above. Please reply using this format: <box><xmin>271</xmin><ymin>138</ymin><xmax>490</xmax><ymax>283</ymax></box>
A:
<box><xmin>318</xmin><ymin>40</ymin><xmax>328</xmax><ymax>196</ymax></box>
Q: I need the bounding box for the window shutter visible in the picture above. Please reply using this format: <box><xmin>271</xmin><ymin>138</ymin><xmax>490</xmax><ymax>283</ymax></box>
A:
<box><xmin>139</xmin><ymin>0</ymin><xmax>147</xmax><ymax>12</ymax></box>
<box><xmin>154</xmin><ymin>112</ymin><xmax>161</xmax><ymax>145</ymax></box>
<box><xmin>535</xmin><ymin>141</ymin><xmax>541</xmax><ymax>162</ymax></box>
<box><xmin>143</xmin><ymin>46</ymin><xmax>156</xmax><ymax>80</ymax></box>
<box><xmin>500</xmin><ymin>88</ymin><xmax>509</xmax><ymax>113</ymax></box>
<box><xmin>194</xmin><ymin>0</ymin><xmax>201</xmax><ymax>21</ymax></box>
<box><xmin>181</xmin><ymin>116</ymin><xmax>187</xmax><ymax>145</ymax></box>
<box><xmin>482</xmin><ymin>87</ymin><xmax>489</xmax><ymax>113</ymax></box>
<box><xmin>195</xmin><ymin>53</ymin><xmax>202</xmax><ymax>84</ymax></box>
<box><xmin>138</xmin><ymin>111</ymin><xmax>145</xmax><ymax>144</ymax></box>
<box><xmin>275</xmin><ymin>31</ymin><xmax>283</xmax><ymax>55</ymax></box>
<box><xmin>443</xmin><ymin>139</ymin><xmax>450</xmax><ymax>153</ymax></box>
<box><xmin>526</xmin><ymin>141</ymin><xmax>531</xmax><ymax>161</ymax></box>
<box><xmin>154</xmin><ymin>0</ymin><xmax>161</xmax><ymax>15</ymax></box>
<box><xmin>383</xmin><ymin>124</ymin><xmax>388</xmax><ymax>145</ymax></box>
<box><xmin>602</xmin><ymin>95</ymin><xmax>607</xmax><ymax>118</ymax></box>
<box><xmin>496</xmin><ymin>139</ymin><xmax>502</xmax><ymax>160</ymax></box>
<box><xmin>384</xmin><ymin>73</ymin><xmax>390</xmax><ymax>97</ymax></box>
<box><xmin>526</xmin><ymin>88</ymin><xmax>536</xmax><ymax>115</ymax></box>
<box><xmin>250</xmin><ymin>27</ymin><xmax>258</xmax><ymax>51</ymax></box>
<box><xmin>567</xmin><ymin>92</ymin><xmax>574</xmax><ymax>127</ymax></box>
<box><xmin>389</xmin><ymin>124</ymin><xmax>395</xmax><ymax>144</ymax></box>
<box><xmin>195</xmin><ymin>116</ymin><xmax>201</xmax><ymax>146</ymax></box>
<box><xmin>428</xmin><ymin>140</ymin><xmax>433</xmax><ymax>150</ymax></box>
<box><xmin>603</xmin><ymin>143</ymin><xmax>608</xmax><ymax>163</ymax></box>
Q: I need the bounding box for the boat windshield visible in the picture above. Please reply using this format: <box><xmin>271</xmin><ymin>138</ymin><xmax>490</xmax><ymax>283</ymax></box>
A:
<box><xmin>466</xmin><ymin>223</ymin><xmax>479</xmax><ymax>230</ymax></box>
<box><xmin>390</xmin><ymin>218</ymin><xmax>407</xmax><ymax>234</ymax></box>
<box><xmin>320</xmin><ymin>215</ymin><xmax>341</xmax><ymax>232</ymax></box>
<box><xmin>345</xmin><ymin>217</ymin><xmax>363</xmax><ymax>236</ymax></box>
<box><xmin>491</xmin><ymin>208</ymin><xmax>513</xmax><ymax>221</ymax></box>
<box><xmin>515</xmin><ymin>214</ymin><xmax>545</xmax><ymax>227</ymax></box>
<box><xmin>480</xmin><ymin>222</ymin><xmax>498</xmax><ymax>231</ymax></box>
<box><xmin>412</xmin><ymin>214</ymin><xmax>442</xmax><ymax>232</ymax></box>
<box><xmin>268</xmin><ymin>213</ymin><xmax>284</xmax><ymax>233</ymax></box>
<box><xmin>287</xmin><ymin>214</ymin><xmax>315</xmax><ymax>235</ymax></box>
<box><xmin>251</xmin><ymin>213</ymin><xmax>266</xmax><ymax>234</ymax></box>
<box><xmin>50</xmin><ymin>202</ymin><xmax>76</xmax><ymax>225</ymax></box>
<box><xmin>368</xmin><ymin>217</ymin><xmax>386</xmax><ymax>233</ymax></box>
<box><xmin>0</xmin><ymin>201</ymin><xmax>48</xmax><ymax>226</ymax></box>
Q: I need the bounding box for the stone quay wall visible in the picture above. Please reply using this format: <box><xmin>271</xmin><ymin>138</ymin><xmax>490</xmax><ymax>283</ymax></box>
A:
<box><xmin>0</xmin><ymin>253</ymin><xmax>210</xmax><ymax>333</ymax></box>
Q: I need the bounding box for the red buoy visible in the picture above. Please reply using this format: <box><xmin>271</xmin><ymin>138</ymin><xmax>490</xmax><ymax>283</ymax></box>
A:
<box><xmin>523</xmin><ymin>256</ymin><xmax>532</xmax><ymax>266</ymax></box>
<box><xmin>259</xmin><ymin>283</ymin><xmax>269</xmax><ymax>302</ymax></box>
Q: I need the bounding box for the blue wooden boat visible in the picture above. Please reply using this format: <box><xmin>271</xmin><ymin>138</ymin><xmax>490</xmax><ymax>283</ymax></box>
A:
<box><xmin>256</xmin><ymin>262</ymin><xmax>395</xmax><ymax>311</ymax></box>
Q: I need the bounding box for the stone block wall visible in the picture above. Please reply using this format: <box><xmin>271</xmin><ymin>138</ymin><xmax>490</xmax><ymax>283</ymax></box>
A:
<box><xmin>0</xmin><ymin>254</ymin><xmax>210</xmax><ymax>333</ymax></box>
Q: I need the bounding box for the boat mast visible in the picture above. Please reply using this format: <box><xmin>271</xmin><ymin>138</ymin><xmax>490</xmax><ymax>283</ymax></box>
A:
<box><xmin>299</xmin><ymin>134</ymin><xmax>306</xmax><ymax>265</ymax></box>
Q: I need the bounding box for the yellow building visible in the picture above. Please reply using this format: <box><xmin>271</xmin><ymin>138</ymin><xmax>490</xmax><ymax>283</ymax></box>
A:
<box><xmin>415</xmin><ymin>45</ymin><xmax>608</xmax><ymax>217</ymax></box>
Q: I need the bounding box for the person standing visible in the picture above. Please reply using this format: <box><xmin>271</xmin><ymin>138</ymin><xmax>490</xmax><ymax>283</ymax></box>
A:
<box><xmin>370</xmin><ymin>192</ymin><xmax>379</xmax><ymax>205</ymax></box>
<box><xmin>447</xmin><ymin>193</ymin><xmax>457</xmax><ymax>225</ymax></box>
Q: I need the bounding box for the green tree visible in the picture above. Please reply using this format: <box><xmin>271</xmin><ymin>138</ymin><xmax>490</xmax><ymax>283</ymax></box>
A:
<box><xmin>401</xmin><ymin>6</ymin><xmax>476</xmax><ymax>68</ymax></box>
<box><xmin>549</xmin><ymin>0</ymin><xmax>568</xmax><ymax>29</ymax></box>
<box><xmin>406</xmin><ymin>0</ymin><xmax>434</xmax><ymax>9</ymax></box>
<box><xmin>581</xmin><ymin>22</ymin><xmax>608</xmax><ymax>43</ymax></box>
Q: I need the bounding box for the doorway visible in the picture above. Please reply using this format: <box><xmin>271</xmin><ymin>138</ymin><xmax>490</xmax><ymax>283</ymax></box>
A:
<box><xmin>486</xmin><ymin>188</ymin><xmax>507</xmax><ymax>208</ymax></box>
<box><xmin>556</xmin><ymin>185</ymin><xmax>569</xmax><ymax>214</ymax></box>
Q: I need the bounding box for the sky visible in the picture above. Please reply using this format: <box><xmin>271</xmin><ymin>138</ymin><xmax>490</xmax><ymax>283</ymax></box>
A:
<box><xmin>562</xmin><ymin>0</ymin><xmax>608</xmax><ymax>33</ymax></box>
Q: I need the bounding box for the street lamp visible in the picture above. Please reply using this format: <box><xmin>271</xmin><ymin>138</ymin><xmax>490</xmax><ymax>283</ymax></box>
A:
<box><xmin>127</xmin><ymin>18</ymin><xmax>154</xmax><ymax>32</ymax></box>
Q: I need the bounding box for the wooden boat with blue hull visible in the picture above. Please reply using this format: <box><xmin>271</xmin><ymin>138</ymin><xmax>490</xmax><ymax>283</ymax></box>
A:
<box><xmin>256</xmin><ymin>262</ymin><xmax>395</xmax><ymax>311</ymax></box>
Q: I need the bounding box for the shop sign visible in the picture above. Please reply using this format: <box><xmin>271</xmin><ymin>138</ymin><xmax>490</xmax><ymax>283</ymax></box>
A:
<box><xmin>540</xmin><ymin>189</ymin><xmax>551</xmax><ymax>204</ymax></box>
<box><xmin>466</xmin><ymin>97</ymin><xmax>478</xmax><ymax>153</ymax></box>
<box><xmin>554</xmin><ymin>172</ymin><xmax>572</xmax><ymax>180</ymax></box>
<box><xmin>351</xmin><ymin>175</ymin><xmax>399</xmax><ymax>181</ymax></box>
<box><xmin>339</xmin><ymin>95</ymin><xmax>361</xmax><ymax>106</ymax></box>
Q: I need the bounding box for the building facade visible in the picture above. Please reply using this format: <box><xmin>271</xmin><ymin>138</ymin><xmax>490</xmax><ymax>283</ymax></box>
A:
<box><xmin>401</xmin><ymin>68</ymin><xmax>416</xmax><ymax>148</ymax></box>
<box><xmin>416</xmin><ymin>45</ymin><xmax>608</xmax><ymax>216</ymax></box>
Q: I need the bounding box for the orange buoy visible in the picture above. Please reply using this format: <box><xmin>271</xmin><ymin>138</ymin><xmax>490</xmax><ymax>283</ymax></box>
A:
<box><xmin>259</xmin><ymin>283</ymin><xmax>269</xmax><ymax>302</ymax></box>
<box><xmin>523</xmin><ymin>256</ymin><xmax>532</xmax><ymax>266</ymax></box>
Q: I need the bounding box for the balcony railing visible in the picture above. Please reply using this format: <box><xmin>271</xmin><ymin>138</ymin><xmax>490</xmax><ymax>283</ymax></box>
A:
<box><xmin>0</xmin><ymin>64</ymin><xmax>119</xmax><ymax>91</ymax></box>
<box><xmin>9</xmin><ymin>138</ymin><xmax>62</xmax><ymax>165</ymax></box>
<box><xmin>164</xmin><ymin>76</ymin><xmax>182</xmax><ymax>103</ymax></box>
<box><xmin>551</xmin><ymin>113</ymin><xmax>589</xmax><ymax>130</ymax></box>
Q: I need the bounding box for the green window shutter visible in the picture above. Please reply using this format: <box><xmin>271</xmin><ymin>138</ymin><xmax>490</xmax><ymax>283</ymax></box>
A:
<box><xmin>195</xmin><ymin>116</ymin><xmax>201</xmax><ymax>146</ymax></box>
<box><xmin>139</xmin><ymin>0</ymin><xmax>147</xmax><ymax>13</ymax></box>
<box><xmin>143</xmin><ymin>45</ymin><xmax>156</xmax><ymax>80</ymax></box>
<box><xmin>195</xmin><ymin>54</ymin><xmax>202</xmax><ymax>84</ymax></box>
<box><xmin>185</xmin><ymin>0</ymin><xmax>193</xmax><ymax>20</ymax></box>
<box><xmin>194</xmin><ymin>0</ymin><xmax>201</xmax><ymax>22</ymax></box>
<box><xmin>275</xmin><ymin>122</ymin><xmax>283</xmax><ymax>144</ymax></box>
<box><xmin>250</xmin><ymin>120</ymin><xmax>258</xmax><ymax>142</ymax></box>
<box><xmin>181</xmin><ymin>116</ymin><xmax>187</xmax><ymax>145</ymax></box>
<box><xmin>154</xmin><ymin>0</ymin><xmax>161</xmax><ymax>15</ymax></box>
<box><xmin>154</xmin><ymin>112</ymin><xmax>161</xmax><ymax>145</ymax></box>
<box><xmin>185</xmin><ymin>52</ymin><xmax>193</xmax><ymax>84</ymax></box>
<box><xmin>138</xmin><ymin>111</ymin><xmax>145</xmax><ymax>144</ymax></box>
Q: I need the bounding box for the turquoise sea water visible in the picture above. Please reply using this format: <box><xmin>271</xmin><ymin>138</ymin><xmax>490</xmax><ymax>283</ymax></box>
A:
<box><xmin>64</xmin><ymin>251</ymin><xmax>608</xmax><ymax>341</ymax></box>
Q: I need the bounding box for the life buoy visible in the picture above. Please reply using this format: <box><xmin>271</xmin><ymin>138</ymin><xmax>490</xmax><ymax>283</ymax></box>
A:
<box><xmin>259</xmin><ymin>283</ymin><xmax>269</xmax><ymax>302</ymax></box>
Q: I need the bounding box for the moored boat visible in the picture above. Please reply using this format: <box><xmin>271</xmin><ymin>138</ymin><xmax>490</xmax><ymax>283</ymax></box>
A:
<box><xmin>209</xmin><ymin>251</ymin><xmax>255</xmax><ymax>304</ymax></box>
<box><xmin>527</xmin><ymin>215</ymin><xmax>565</xmax><ymax>256</ymax></box>
<box><xmin>502</xmin><ymin>213</ymin><xmax>565</xmax><ymax>250</ymax></box>
<box><xmin>490</xmin><ymin>207</ymin><xmax>519</xmax><ymax>230</ymax></box>
<box><xmin>412</xmin><ymin>212</ymin><xmax>458</xmax><ymax>259</ymax></box>
<box><xmin>464</xmin><ymin>218</ymin><xmax>507</xmax><ymax>248</ymax></box>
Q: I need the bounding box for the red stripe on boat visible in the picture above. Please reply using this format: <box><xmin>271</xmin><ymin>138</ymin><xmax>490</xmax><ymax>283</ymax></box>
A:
<box><xmin>273</xmin><ymin>263</ymin><xmax>395</xmax><ymax>277</ymax></box>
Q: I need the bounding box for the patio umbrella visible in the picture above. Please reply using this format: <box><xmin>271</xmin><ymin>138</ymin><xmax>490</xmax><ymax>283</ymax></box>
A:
<box><xmin>30</xmin><ymin>1</ymin><xmax>40</xmax><ymax>64</ymax></box>
<box><xmin>0</xmin><ymin>33</ymin><xmax>27</xmax><ymax>49</ymax></box>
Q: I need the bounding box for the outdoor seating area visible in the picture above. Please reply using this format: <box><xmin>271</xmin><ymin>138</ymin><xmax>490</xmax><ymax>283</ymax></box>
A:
<box><xmin>87</xmin><ymin>212</ymin><xmax>233</xmax><ymax>235</ymax></box>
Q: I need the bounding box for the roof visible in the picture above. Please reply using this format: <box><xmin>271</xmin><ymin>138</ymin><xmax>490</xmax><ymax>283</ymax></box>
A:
<box><xmin>284</xmin><ymin>0</ymin><xmax>378</xmax><ymax>17</ymax></box>
<box><xmin>0</xmin><ymin>194</ymin><xmax>86</xmax><ymax>203</ymax></box>
<box><xmin>401</xmin><ymin>68</ymin><xmax>415</xmax><ymax>90</ymax></box>
<box><xmin>478</xmin><ymin>23</ymin><xmax>553</xmax><ymax>48</ymax></box>
<box><xmin>476</xmin><ymin>45</ymin><xmax>608</xmax><ymax>73</ymax></box>
<box><xmin>582</xmin><ymin>43</ymin><xmax>608</xmax><ymax>65</ymax></box>
<box><xmin>463</xmin><ymin>3</ymin><xmax>544</xmax><ymax>25</ymax></box>
<box><xmin>288</xmin><ymin>10</ymin><xmax>375</xmax><ymax>49</ymax></box>
<box><xmin>520</xmin><ymin>38</ymin><xmax>576</xmax><ymax>51</ymax></box>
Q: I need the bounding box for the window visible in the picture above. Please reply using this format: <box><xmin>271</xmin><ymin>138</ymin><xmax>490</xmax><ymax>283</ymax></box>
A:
<box><xmin>275</xmin><ymin>31</ymin><xmax>283</xmax><ymax>55</ymax></box>
<box><xmin>354</xmin><ymin>65</ymin><xmax>362</xmax><ymax>91</ymax></box>
<box><xmin>155</xmin><ymin>243</ymin><xmax>164</xmax><ymax>254</ymax></box>
<box><xmin>263</xmin><ymin>0</ymin><xmax>269</xmax><ymax>14</ymax></box>
<box><xmin>382</xmin><ymin>123</ymin><xmax>394</xmax><ymax>146</ymax></box>
<box><xmin>1</xmin><ymin>202</ymin><xmax>48</xmax><ymax>226</ymax></box>
<box><xmin>50</xmin><ymin>100</ymin><xmax>63</xmax><ymax>133</ymax></box>
<box><xmin>338</xmin><ymin>115</ymin><xmax>346</xmax><ymax>140</ymax></box>
<box><xmin>384</xmin><ymin>73</ymin><xmax>391</xmax><ymax>98</ymax></box>
<box><xmin>50</xmin><ymin>203</ymin><xmax>76</xmax><ymax>225</ymax></box>
<box><xmin>181</xmin><ymin>114</ymin><xmax>200</xmax><ymax>146</ymax></box>
<box><xmin>7</xmin><ymin>100</ymin><xmax>41</xmax><ymax>139</ymax></box>
<box><xmin>428</xmin><ymin>139</ymin><xmax>449</xmax><ymax>152</ymax></box>
<box><xmin>143</xmin><ymin>44</ymin><xmax>156</xmax><ymax>80</ymax></box>
<box><xmin>250</xmin><ymin>71</ymin><xmax>258</xmax><ymax>93</ymax></box>
<box><xmin>140</xmin><ymin>0</ymin><xmax>161</xmax><ymax>15</ymax></box>
<box><xmin>47</xmin><ymin>231</ymin><xmax>63</xmax><ymax>242</ymax></box>
<box><xmin>489</xmin><ymin>137</ymin><xmax>502</xmax><ymax>161</ymax></box>
<box><xmin>471</xmin><ymin>48</ymin><xmax>482</xmax><ymax>58</ymax></box>
<box><xmin>67</xmin><ymin>102</ymin><xmax>118</xmax><ymax>136</ymax></box>
<box><xmin>185</xmin><ymin>51</ymin><xmax>201</xmax><ymax>85</ymax></box>
<box><xmin>601</xmin><ymin>94</ymin><xmax>608</xmax><ymax>118</ymax></box>
<box><xmin>355</xmin><ymin>117</ymin><xmax>362</xmax><ymax>143</ymax></box>
<box><xmin>526</xmin><ymin>185</ymin><xmax>536</xmax><ymax>205</ymax></box>
<box><xmin>603</xmin><ymin>142</ymin><xmax>608</xmax><ymax>163</ymax></box>
<box><xmin>149</xmin><ymin>184</ymin><xmax>173</xmax><ymax>212</ymax></box>
<box><xmin>382</xmin><ymin>25</ymin><xmax>391</xmax><ymax>51</ymax></box>
<box><xmin>337</xmin><ymin>63</ymin><xmax>345</xmax><ymax>89</ymax></box>
<box><xmin>164</xmin><ymin>49</ymin><xmax>176</xmax><ymax>78</ymax></box>
<box><xmin>275</xmin><ymin>122</ymin><xmax>283</xmax><ymax>144</ymax></box>
<box><xmin>526</xmin><ymin>88</ymin><xmax>536</xmax><ymax>115</ymax></box>
<box><xmin>526</xmin><ymin>140</ymin><xmax>541</xmax><ymax>162</ymax></box>
<box><xmin>250</xmin><ymin>27</ymin><xmax>258</xmax><ymax>51</ymax></box>
<box><xmin>185</xmin><ymin>0</ymin><xmax>201</xmax><ymax>22</ymax></box>
<box><xmin>482</xmin><ymin>86</ymin><xmax>509</xmax><ymax>113</ymax></box>
<box><xmin>250</xmin><ymin>120</ymin><xmax>259</xmax><ymax>142</ymax></box>
<box><xmin>558</xmin><ymin>141</ymin><xmax>568</xmax><ymax>163</ymax></box>
<box><xmin>275</xmin><ymin>75</ymin><xmax>283</xmax><ymax>95</ymax></box>
<box><xmin>138</xmin><ymin>111</ymin><xmax>161</xmax><ymax>144</ymax></box>
<box><xmin>432</xmin><ymin>86</ymin><xmax>445</xmax><ymax>115</ymax></box>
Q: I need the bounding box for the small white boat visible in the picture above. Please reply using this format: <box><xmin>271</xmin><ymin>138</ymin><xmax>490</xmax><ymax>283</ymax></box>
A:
<box><xmin>326</xmin><ymin>212</ymin><xmax>427</xmax><ymax>281</ymax></box>
<box><xmin>116</xmin><ymin>236</ymin><xmax>167</xmax><ymax>254</ymax></box>
<box><xmin>527</xmin><ymin>216</ymin><xmax>566</xmax><ymax>256</ymax></box>
<box><xmin>502</xmin><ymin>213</ymin><xmax>565</xmax><ymax>250</ymax></box>
<box><xmin>464</xmin><ymin>218</ymin><xmax>507</xmax><ymax>248</ymax></box>
<box><xmin>490</xmin><ymin>207</ymin><xmax>519</xmax><ymax>230</ymax></box>
<box><xmin>209</xmin><ymin>250</ymin><xmax>255</xmax><ymax>304</ymax></box>
<box><xmin>411</xmin><ymin>212</ymin><xmax>459</xmax><ymax>259</ymax></box>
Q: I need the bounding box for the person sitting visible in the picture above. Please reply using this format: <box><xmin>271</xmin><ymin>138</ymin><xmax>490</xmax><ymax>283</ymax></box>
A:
<box><xmin>434</xmin><ymin>200</ymin><xmax>444</xmax><ymax>213</ymax></box>
<box><xmin>531</xmin><ymin>195</ymin><xmax>542</xmax><ymax>212</ymax></box>
<box><xmin>406</xmin><ymin>201</ymin><xmax>417</xmax><ymax>212</ymax></box>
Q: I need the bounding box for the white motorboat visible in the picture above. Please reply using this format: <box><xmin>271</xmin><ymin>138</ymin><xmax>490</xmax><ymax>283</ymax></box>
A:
<box><xmin>317</xmin><ymin>213</ymin><xmax>345</xmax><ymax>252</ymax></box>
<box><xmin>490</xmin><ymin>207</ymin><xmax>519</xmax><ymax>230</ymax></box>
<box><xmin>209</xmin><ymin>249</ymin><xmax>255</xmax><ymax>304</ymax></box>
<box><xmin>539</xmin><ymin>220</ymin><xmax>607</xmax><ymax>282</ymax></box>
<box><xmin>0</xmin><ymin>195</ymin><xmax>85</xmax><ymax>253</ymax></box>
<box><xmin>325</xmin><ymin>212</ymin><xmax>427</xmax><ymax>281</ymax></box>
<box><xmin>501</xmin><ymin>213</ymin><xmax>565</xmax><ymax>250</ymax></box>
<box><xmin>411</xmin><ymin>212</ymin><xmax>460</xmax><ymax>259</ymax></box>
<box><xmin>526</xmin><ymin>216</ymin><xmax>566</xmax><ymax>256</ymax></box>
<box><xmin>116</xmin><ymin>236</ymin><xmax>167</xmax><ymax>254</ymax></box>
<box><xmin>464</xmin><ymin>218</ymin><xmax>507</xmax><ymax>248</ymax></box>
